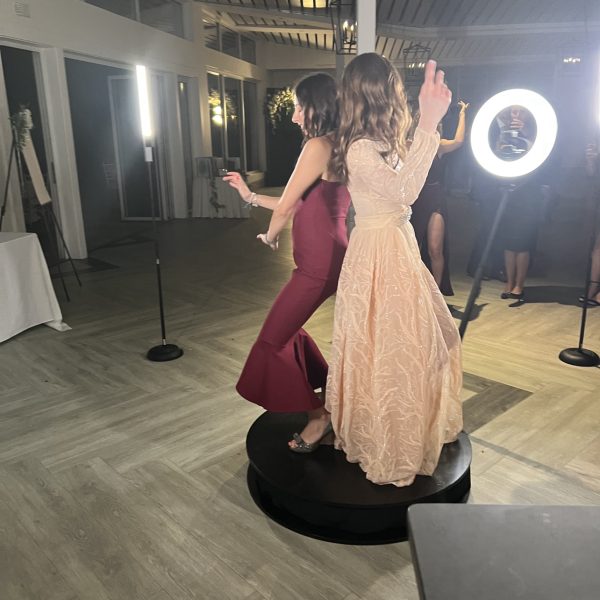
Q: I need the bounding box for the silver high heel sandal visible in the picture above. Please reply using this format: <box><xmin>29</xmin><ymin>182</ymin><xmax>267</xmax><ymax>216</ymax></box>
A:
<box><xmin>289</xmin><ymin>421</ymin><xmax>333</xmax><ymax>453</ymax></box>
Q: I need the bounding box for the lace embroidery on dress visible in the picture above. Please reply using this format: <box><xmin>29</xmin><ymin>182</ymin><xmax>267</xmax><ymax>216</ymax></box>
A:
<box><xmin>326</xmin><ymin>128</ymin><xmax>464</xmax><ymax>487</ymax></box>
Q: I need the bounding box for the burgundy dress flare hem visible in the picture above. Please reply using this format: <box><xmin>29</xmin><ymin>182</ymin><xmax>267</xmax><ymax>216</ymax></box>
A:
<box><xmin>236</xmin><ymin>179</ymin><xmax>350</xmax><ymax>413</ymax></box>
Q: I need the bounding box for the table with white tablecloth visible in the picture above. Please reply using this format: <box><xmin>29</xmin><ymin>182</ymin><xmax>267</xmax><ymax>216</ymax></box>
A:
<box><xmin>0</xmin><ymin>232</ymin><xmax>70</xmax><ymax>343</ymax></box>
<box><xmin>192</xmin><ymin>175</ymin><xmax>251</xmax><ymax>218</ymax></box>
<box><xmin>191</xmin><ymin>156</ymin><xmax>251</xmax><ymax>219</ymax></box>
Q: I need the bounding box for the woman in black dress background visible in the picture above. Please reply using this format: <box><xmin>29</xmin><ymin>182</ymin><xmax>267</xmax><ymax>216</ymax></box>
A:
<box><xmin>411</xmin><ymin>100</ymin><xmax>469</xmax><ymax>296</ymax></box>
<box><xmin>497</xmin><ymin>106</ymin><xmax>550</xmax><ymax>303</ymax></box>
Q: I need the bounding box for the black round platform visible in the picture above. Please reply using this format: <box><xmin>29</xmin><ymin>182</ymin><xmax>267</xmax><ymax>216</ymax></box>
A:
<box><xmin>246</xmin><ymin>412</ymin><xmax>471</xmax><ymax>545</ymax></box>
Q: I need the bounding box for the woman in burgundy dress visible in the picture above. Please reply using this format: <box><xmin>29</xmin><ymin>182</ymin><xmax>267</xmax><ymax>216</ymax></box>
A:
<box><xmin>224</xmin><ymin>73</ymin><xmax>350</xmax><ymax>450</ymax></box>
<box><xmin>411</xmin><ymin>100</ymin><xmax>469</xmax><ymax>296</ymax></box>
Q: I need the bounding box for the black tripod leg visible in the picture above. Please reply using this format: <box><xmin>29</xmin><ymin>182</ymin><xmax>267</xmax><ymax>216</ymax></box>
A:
<box><xmin>459</xmin><ymin>188</ymin><xmax>512</xmax><ymax>339</ymax></box>
<box><xmin>43</xmin><ymin>206</ymin><xmax>70</xmax><ymax>302</ymax></box>
<box><xmin>558</xmin><ymin>189</ymin><xmax>600</xmax><ymax>366</ymax></box>
<box><xmin>49</xmin><ymin>207</ymin><xmax>82</xmax><ymax>287</ymax></box>
<box><xmin>143</xmin><ymin>146</ymin><xmax>182</xmax><ymax>362</ymax></box>
<box><xmin>0</xmin><ymin>141</ymin><xmax>16</xmax><ymax>231</ymax></box>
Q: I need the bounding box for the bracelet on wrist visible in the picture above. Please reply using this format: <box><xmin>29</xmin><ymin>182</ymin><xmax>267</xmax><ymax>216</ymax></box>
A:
<box><xmin>247</xmin><ymin>192</ymin><xmax>258</xmax><ymax>207</ymax></box>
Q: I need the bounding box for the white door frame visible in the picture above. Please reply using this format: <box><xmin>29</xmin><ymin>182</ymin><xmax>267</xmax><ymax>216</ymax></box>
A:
<box><xmin>151</xmin><ymin>71</ymin><xmax>175</xmax><ymax>221</ymax></box>
<box><xmin>208</xmin><ymin>71</ymin><xmax>248</xmax><ymax>172</ymax></box>
<box><xmin>0</xmin><ymin>42</ymin><xmax>86</xmax><ymax>257</ymax></box>
<box><xmin>0</xmin><ymin>49</ymin><xmax>25</xmax><ymax>232</ymax></box>
<box><xmin>32</xmin><ymin>53</ymin><xmax>60</xmax><ymax>209</ymax></box>
<box><xmin>108</xmin><ymin>71</ymin><xmax>179</xmax><ymax>222</ymax></box>
<box><xmin>38</xmin><ymin>47</ymin><xmax>87</xmax><ymax>258</ymax></box>
<box><xmin>107</xmin><ymin>74</ymin><xmax>142</xmax><ymax>221</ymax></box>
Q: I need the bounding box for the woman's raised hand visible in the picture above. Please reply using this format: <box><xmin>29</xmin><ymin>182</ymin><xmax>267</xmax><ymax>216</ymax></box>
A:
<box><xmin>223</xmin><ymin>171</ymin><xmax>251</xmax><ymax>202</ymax></box>
<box><xmin>418</xmin><ymin>60</ymin><xmax>452</xmax><ymax>133</ymax></box>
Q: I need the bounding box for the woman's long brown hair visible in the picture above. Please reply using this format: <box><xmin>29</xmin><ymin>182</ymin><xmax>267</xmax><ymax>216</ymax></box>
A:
<box><xmin>293</xmin><ymin>72</ymin><xmax>339</xmax><ymax>141</ymax></box>
<box><xmin>330</xmin><ymin>53</ymin><xmax>413</xmax><ymax>184</ymax></box>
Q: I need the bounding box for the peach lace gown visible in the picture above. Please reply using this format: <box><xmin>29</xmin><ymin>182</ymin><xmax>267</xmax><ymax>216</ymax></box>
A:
<box><xmin>325</xmin><ymin>129</ymin><xmax>463</xmax><ymax>487</ymax></box>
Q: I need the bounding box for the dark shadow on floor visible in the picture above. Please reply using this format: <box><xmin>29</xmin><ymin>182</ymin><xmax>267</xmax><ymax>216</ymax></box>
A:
<box><xmin>516</xmin><ymin>285</ymin><xmax>586</xmax><ymax>307</ymax></box>
<box><xmin>462</xmin><ymin>371</ymin><xmax>532</xmax><ymax>434</ymax></box>
<box><xmin>51</xmin><ymin>256</ymin><xmax>120</xmax><ymax>278</ymax></box>
<box><xmin>448</xmin><ymin>302</ymin><xmax>488</xmax><ymax>322</ymax></box>
<box><xmin>91</xmin><ymin>231</ymin><xmax>154</xmax><ymax>251</ymax></box>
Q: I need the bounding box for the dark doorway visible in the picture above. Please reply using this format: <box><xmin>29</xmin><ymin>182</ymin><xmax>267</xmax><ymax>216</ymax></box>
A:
<box><xmin>1</xmin><ymin>45</ymin><xmax>56</xmax><ymax>258</ymax></box>
<box><xmin>65</xmin><ymin>58</ymin><xmax>151</xmax><ymax>250</ymax></box>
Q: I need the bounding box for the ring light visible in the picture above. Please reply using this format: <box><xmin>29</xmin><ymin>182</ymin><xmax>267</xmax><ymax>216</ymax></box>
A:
<box><xmin>470</xmin><ymin>89</ymin><xmax>557</xmax><ymax>178</ymax></box>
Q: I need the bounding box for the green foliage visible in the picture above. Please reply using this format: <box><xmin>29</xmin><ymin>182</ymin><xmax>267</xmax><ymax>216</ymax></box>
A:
<box><xmin>10</xmin><ymin>106</ymin><xmax>33</xmax><ymax>149</ymax></box>
<box><xmin>266</xmin><ymin>88</ymin><xmax>294</xmax><ymax>130</ymax></box>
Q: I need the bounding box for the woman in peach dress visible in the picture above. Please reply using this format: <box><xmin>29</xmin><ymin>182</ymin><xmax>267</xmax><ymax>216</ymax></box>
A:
<box><xmin>326</xmin><ymin>54</ymin><xmax>463</xmax><ymax>487</ymax></box>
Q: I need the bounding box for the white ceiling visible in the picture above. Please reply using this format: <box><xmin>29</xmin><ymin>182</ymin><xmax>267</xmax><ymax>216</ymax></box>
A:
<box><xmin>196</xmin><ymin>0</ymin><xmax>600</xmax><ymax>66</ymax></box>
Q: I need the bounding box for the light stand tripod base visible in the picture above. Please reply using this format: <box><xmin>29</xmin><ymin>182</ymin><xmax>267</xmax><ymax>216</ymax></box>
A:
<box><xmin>147</xmin><ymin>343</ymin><xmax>183</xmax><ymax>362</ymax></box>
<box><xmin>558</xmin><ymin>348</ymin><xmax>600</xmax><ymax>367</ymax></box>
<box><xmin>142</xmin><ymin>144</ymin><xmax>182</xmax><ymax>364</ymax></box>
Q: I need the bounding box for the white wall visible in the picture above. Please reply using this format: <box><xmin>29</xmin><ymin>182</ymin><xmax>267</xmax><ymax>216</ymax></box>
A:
<box><xmin>259</xmin><ymin>39</ymin><xmax>347</xmax><ymax>91</ymax></box>
<box><xmin>0</xmin><ymin>51</ymin><xmax>25</xmax><ymax>233</ymax></box>
<box><xmin>0</xmin><ymin>1</ymin><xmax>268</xmax><ymax>79</ymax></box>
<box><xmin>263</xmin><ymin>42</ymin><xmax>336</xmax><ymax>71</ymax></box>
<box><xmin>268</xmin><ymin>68</ymin><xmax>336</xmax><ymax>89</ymax></box>
<box><xmin>0</xmin><ymin>0</ymin><xmax>268</xmax><ymax>255</ymax></box>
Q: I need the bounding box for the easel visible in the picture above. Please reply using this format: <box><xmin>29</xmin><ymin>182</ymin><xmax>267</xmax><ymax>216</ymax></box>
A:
<box><xmin>37</xmin><ymin>202</ymin><xmax>82</xmax><ymax>301</ymax></box>
<box><xmin>1</xmin><ymin>116</ymin><xmax>81</xmax><ymax>300</ymax></box>
<box><xmin>0</xmin><ymin>124</ymin><xmax>20</xmax><ymax>230</ymax></box>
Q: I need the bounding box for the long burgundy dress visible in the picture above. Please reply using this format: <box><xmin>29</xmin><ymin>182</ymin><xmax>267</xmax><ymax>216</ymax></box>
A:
<box><xmin>236</xmin><ymin>179</ymin><xmax>351</xmax><ymax>412</ymax></box>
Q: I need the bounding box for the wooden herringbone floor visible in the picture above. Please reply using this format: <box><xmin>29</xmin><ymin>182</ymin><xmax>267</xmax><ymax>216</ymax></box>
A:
<box><xmin>1</xmin><ymin>192</ymin><xmax>599</xmax><ymax>599</ymax></box>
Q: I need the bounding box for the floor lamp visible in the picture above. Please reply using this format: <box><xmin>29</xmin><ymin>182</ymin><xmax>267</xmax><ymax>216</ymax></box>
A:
<box><xmin>136</xmin><ymin>65</ymin><xmax>183</xmax><ymax>362</ymax></box>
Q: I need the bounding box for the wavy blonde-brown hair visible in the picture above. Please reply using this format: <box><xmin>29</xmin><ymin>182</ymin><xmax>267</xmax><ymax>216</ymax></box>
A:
<box><xmin>330</xmin><ymin>53</ymin><xmax>413</xmax><ymax>184</ymax></box>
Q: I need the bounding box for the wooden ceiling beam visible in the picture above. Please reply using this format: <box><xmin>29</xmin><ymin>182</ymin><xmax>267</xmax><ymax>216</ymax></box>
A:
<box><xmin>234</xmin><ymin>24</ymin><xmax>331</xmax><ymax>34</ymax></box>
<box><xmin>378</xmin><ymin>20</ymin><xmax>600</xmax><ymax>40</ymax></box>
<box><xmin>195</xmin><ymin>1</ymin><xmax>331</xmax><ymax>27</ymax></box>
<box><xmin>196</xmin><ymin>2</ymin><xmax>600</xmax><ymax>46</ymax></box>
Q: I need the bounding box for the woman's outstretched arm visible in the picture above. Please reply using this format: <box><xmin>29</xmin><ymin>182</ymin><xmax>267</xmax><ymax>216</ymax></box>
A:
<box><xmin>222</xmin><ymin>171</ymin><xmax>280</xmax><ymax>211</ymax></box>
<box><xmin>261</xmin><ymin>137</ymin><xmax>332</xmax><ymax>248</ymax></box>
<box><xmin>439</xmin><ymin>100</ymin><xmax>468</xmax><ymax>155</ymax></box>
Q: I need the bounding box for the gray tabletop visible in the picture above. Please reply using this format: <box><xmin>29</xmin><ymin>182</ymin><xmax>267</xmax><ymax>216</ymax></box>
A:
<box><xmin>408</xmin><ymin>504</ymin><xmax>600</xmax><ymax>600</ymax></box>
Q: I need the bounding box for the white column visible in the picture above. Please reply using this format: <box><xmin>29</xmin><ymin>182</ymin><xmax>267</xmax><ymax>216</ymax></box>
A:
<box><xmin>357</xmin><ymin>0</ymin><xmax>376</xmax><ymax>55</ymax></box>
<box><xmin>187</xmin><ymin>75</ymin><xmax>202</xmax><ymax>161</ymax></box>
<box><xmin>0</xmin><ymin>53</ymin><xmax>25</xmax><ymax>232</ymax></box>
<box><xmin>197</xmin><ymin>70</ymin><xmax>211</xmax><ymax>156</ymax></box>
<box><xmin>596</xmin><ymin>48</ymin><xmax>600</xmax><ymax>131</ymax></box>
<box><xmin>336</xmin><ymin>53</ymin><xmax>346</xmax><ymax>81</ymax></box>
<box><xmin>38</xmin><ymin>47</ymin><xmax>87</xmax><ymax>258</ymax></box>
<box><xmin>181</xmin><ymin>0</ymin><xmax>195</xmax><ymax>42</ymax></box>
<box><xmin>163</xmin><ymin>72</ymin><xmax>187</xmax><ymax>219</ymax></box>
<box><xmin>191</xmin><ymin>7</ymin><xmax>211</xmax><ymax>158</ymax></box>
<box><xmin>256</xmin><ymin>79</ymin><xmax>268</xmax><ymax>172</ymax></box>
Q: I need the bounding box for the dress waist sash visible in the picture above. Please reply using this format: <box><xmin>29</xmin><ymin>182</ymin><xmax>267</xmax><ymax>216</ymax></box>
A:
<box><xmin>354</xmin><ymin>209</ymin><xmax>412</xmax><ymax>230</ymax></box>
